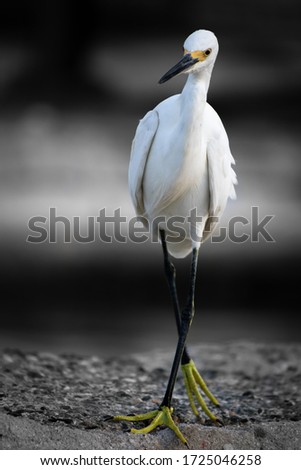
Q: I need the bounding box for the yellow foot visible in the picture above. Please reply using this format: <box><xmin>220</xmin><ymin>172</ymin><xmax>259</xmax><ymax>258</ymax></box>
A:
<box><xmin>113</xmin><ymin>406</ymin><xmax>187</xmax><ymax>445</ymax></box>
<box><xmin>181</xmin><ymin>359</ymin><xmax>222</xmax><ymax>423</ymax></box>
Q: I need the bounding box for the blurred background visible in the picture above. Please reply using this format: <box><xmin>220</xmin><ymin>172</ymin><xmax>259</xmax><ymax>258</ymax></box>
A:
<box><xmin>1</xmin><ymin>0</ymin><xmax>300</xmax><ymax>357</ymax></box>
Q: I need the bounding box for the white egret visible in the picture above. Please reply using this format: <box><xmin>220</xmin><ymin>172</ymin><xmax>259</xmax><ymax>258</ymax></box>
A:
<box><xmin>113</xmin><ymin>29</ymin><xmax>237</xmax><ymax>445</ymax></box>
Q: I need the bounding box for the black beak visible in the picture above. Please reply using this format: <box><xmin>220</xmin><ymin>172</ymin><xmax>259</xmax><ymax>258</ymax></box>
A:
<box><xmin>159</xmin><ymin>53</ymin><xmax>198</xmax><ymax>84</ymax></box>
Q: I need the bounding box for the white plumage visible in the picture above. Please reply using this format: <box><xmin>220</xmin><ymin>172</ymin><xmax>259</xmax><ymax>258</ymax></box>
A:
<box><xmin>129</xmin><ymin>29</ymin><xmax>237</xmax><ymax>258</ymax></box>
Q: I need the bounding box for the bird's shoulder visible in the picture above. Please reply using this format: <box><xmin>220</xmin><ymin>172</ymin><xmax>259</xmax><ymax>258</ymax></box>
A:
<box><xmin>204</xmin><ymin>103</ymin><xmax>237</xmax><ymax>217</ymax></box>
<box><xmin>204</xmin><ymin>103</ymin><xmax>229</xmax><ymax>143</ymax></box>
<box><xmin>154</xmin><ymin>93</ymin><xmax>181</xmax><ymax>115</ymax></box>
<box><xmin>128</xmin><ymin>109</ymin><xmax>160</xmax><ymax>215</ymax></box>
<box><xmin>204</xmin><ymin>103</ymin><xmax>235</xmax><ymax>168</ymax></box>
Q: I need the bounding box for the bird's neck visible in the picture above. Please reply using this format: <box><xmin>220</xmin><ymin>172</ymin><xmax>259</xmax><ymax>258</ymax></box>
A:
<box><xmin>180</xmin><ymin>68</ymin><xmax>212</xmax><ymax>124</ymax></box>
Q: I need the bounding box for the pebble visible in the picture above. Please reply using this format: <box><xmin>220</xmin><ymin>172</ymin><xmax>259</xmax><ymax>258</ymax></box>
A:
<box><xmin>223</xmin><ymin>443</ymin><xmax>234</xmax><ymax>450</ymax></box>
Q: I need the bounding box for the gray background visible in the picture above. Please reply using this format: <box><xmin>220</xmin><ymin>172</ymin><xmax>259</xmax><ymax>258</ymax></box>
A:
<box><xmin>1</xmin><ymin>0</ymin><xmax>300</xmax><ymax>356</ymax></box>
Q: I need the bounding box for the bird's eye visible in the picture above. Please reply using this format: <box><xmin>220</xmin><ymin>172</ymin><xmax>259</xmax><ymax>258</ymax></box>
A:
<box><xmin>204</xmin><ymin>49</ymin><xmax>212</xmax><ymax>56</ymax></box>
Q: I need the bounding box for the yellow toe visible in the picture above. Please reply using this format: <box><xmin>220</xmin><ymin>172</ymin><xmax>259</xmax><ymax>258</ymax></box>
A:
<box><xmin>181</xmin><ymin>359</ymin><xmax>221</xmax><ymax>423</ymax></box>
<box><xmin>114</xmin><ymin>406</ymin><xmax>187</xmax><ymax>444</ymax></box>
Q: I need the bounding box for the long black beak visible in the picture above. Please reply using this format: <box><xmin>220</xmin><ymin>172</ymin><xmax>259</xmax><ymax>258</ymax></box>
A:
<box><xmin>159</xmin><ymin>53</ymin><xmax>198</xmax><ymax>84</ymax></box>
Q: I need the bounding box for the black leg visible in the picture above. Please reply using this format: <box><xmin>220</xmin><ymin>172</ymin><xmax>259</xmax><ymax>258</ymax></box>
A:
<box><xmin>160</xmin><ymin>245</ymin><xmax>199</xmax><ymax>408</ymax></box>
<box><xmin>160</xmin><ymin>229</ymin><xmax>190</xmax><ymax>365</ymax></box>
<box><xmin>112</xmin><ymin>234</ymin><xmax>218</xmax><ymax>443</ymax></box>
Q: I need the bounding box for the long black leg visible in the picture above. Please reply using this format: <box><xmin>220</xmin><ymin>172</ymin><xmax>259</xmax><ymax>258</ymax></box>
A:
<box><xmin>160</xmin><ymin>229</ymin><xmax>190</xmax><ymax>365</ymax></box>
<box><xmin>160</xmin><ymin>245</ymin><xmax>199</xmax><ymax>408</ymax></box>
<box><xmin>112</xmin><ymin>238</ymin><xmax>218</xmax><ymax>442</ymax></box>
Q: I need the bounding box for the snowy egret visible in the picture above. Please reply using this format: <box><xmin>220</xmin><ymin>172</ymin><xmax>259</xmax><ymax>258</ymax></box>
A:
<box><xmin>113</xmin><ymin>30</ymin><xmax>237</xmax><ymax>445</ymax></box>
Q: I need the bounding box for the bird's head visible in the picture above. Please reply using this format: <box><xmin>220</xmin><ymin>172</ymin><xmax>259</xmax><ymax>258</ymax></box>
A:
<box><xmin>159</xmin><ymin>30</ymin><xmax>219</xmax><ymax>84</ymax></box>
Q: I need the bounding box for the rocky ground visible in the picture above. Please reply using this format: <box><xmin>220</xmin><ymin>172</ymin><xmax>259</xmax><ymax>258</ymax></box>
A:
<box><xmin>1</xmin><ymin>342</ymin><xmax>300</xmax><ymax>450</ymax></box>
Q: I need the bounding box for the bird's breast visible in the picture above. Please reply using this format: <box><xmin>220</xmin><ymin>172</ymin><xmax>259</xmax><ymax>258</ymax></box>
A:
<box><xmin>143</xmin><ymin>115</ymin><xmax>209</xmax><ymax>222</ymax></box>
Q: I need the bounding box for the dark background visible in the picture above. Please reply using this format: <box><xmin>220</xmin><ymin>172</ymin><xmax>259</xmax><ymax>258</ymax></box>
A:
<box><xmin>1</xmin><ymin>0</ymin><xmax>300</xmax><ymax>357</ymax></box>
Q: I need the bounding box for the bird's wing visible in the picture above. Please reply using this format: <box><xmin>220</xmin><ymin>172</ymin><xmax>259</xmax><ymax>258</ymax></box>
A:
<box><xmin>204</xmin><ymin>104</ymin><xmax>237</xmax><ymax>236</ymax></box>
<box><xmin>128</xmin><ymin>110</ymin><xmax>159</xmax><ymax>215</ymax></box>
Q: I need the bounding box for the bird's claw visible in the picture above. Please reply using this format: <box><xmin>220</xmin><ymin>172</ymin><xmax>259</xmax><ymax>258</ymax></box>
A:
<box><xmin>181</xmin><ymin>359</ymin><xmax>222</xmax><ymax>424</ymax></box>
<box><xmin>113</xmin><ymin>406</ymin><xmax>187</xmax><ymax>445</ymax></box>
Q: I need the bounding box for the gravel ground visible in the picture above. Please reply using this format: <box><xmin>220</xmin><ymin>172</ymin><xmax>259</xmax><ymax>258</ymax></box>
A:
<box><xmin>0</xmin><ymin>342</ymin><xmax>300</xmax><ymax>449</ymax></box>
